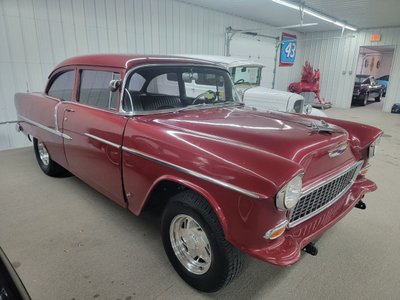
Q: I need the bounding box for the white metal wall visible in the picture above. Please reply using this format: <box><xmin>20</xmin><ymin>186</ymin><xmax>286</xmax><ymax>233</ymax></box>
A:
<box><xmin>0</xmin><ymin>0</ymin><xmax>303</xmax><ymax>150</ymax></box>
<box><xmin>302</xmin><ymin>27</ymin><xmax>400</xmax><ymax>111</ymax></box>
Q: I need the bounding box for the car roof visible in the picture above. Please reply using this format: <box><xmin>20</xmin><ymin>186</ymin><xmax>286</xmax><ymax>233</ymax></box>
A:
<box><xmin>177</xmin><ymin>54</ymin><xmax>265</xmax><ymax>68</ymax></box>
<box><xmin>51</xmin><ymin>54</ymin><xmax>220</xmax><ymax>76</ymax></box>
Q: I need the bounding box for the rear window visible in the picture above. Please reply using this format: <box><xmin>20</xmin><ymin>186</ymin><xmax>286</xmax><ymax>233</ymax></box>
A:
<box><xmin>47</xmin><ymin>70</ymin><xmax>75</xmax><ymax>101</ymax></box>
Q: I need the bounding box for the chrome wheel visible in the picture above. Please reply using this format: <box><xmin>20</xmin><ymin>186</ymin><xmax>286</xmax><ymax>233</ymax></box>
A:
<box><xmin>37</xmin><ymin>141</ymin><xmax>49</xmax><ymax>166</ymax></box>
<box><xmin>169</xmin><ymin>214</ymin><xmax>212</xmax><ymax>275</ymax></box>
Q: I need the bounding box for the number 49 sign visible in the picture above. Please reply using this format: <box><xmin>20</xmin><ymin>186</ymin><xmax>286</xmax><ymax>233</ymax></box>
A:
<box><xmin>279</xmin><ymin>33</ymin><xmax>297</xmax><ymax>66</ymax></box>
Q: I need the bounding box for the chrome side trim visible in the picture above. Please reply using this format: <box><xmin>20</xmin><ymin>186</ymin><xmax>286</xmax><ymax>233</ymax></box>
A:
<box><xmin>18</xmin><ymin>115</ymin><xmax>72</xmax><ymax>140</ymax></box>
<box><xmin>64</xmin><ymin>101</ymin><xmax>125</xmax><ymax>115</ymax></box>
<box><xmin>54</xmin><ymin>102</ymin><xmax>63</xmax><ymax>132</ymax></box>
<box><xmin>288</xmin><ymin>160</ymin><xmax>364</xmax><ymax>228</ymax></box>
<box><xmin>84</xmin><ymin>133</ymin><xmax>121</xmax><ymax>149</ymax></box>
<box><xmin>121</xmin><ymin>146</ymin><xmax>262</xmax><ymax>199</ymax></box>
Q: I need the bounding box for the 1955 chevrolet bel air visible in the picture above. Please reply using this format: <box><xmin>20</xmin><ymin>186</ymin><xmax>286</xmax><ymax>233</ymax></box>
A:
<box><xmin>14</xmin><ymin>54</ymin><xmax>382</xmax><ymax>292</ymax></box>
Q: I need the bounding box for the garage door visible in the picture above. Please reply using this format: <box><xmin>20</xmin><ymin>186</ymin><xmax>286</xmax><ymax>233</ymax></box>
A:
<box><xmin>230</xmin><ymin>34</ymin><xmax>276</xmax><ymax>88</ymax></box>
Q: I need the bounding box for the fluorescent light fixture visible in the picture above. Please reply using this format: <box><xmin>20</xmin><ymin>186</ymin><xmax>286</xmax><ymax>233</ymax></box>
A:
<box><xmin>272</xmin><ymin>0</ymin><xmax>357</xmax><ymax>31</ymax></box>
<box><xmin>272</xmin><ymin>0</ymin><xmax>299</xmax><ymax>10</ymax></box>
<box><xmin>303</xmin><ymin>8</ymin><xmax>333</xmax><ymax>23</ymax></box>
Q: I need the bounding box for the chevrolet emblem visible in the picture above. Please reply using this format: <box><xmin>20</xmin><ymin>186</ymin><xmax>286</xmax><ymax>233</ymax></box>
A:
<box><xmin>328</xmin><ymin>143</ymin><xmax>347</xmax><ymax>158</ymax></box>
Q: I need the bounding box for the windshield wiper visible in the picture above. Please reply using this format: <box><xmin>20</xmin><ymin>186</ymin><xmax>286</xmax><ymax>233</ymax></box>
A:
<box><xmin>174</xmin><ymin>102</ymin><xmax>238</xmax><ymax>113</ymax></box>
<box><xmin>174</xmin><ymin>103</ymin><xmax>214</xmax><ymax>113</ymax></box>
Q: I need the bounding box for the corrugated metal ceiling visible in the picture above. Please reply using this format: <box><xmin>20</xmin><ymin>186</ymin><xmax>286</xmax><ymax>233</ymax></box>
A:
<box><xmin>181</xmin><ymin>0</ymin><xmax>400</xmax><ymax>32</ymax></box>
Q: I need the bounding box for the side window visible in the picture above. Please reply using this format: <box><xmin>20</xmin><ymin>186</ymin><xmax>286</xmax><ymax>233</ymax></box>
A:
<box><xmin>79</xmin><ymin>70</ymin><xmax>120</xmax><ymax>110</ymax></box>
<box><xmin>363</xmin><ymin>78</ymin><xmax>370</xmax><ymax>84</ymax></box>
<box><xmin>47</xmin><ymin>70</ymin><xmax>75</xmax><ymax>101</ymax></box>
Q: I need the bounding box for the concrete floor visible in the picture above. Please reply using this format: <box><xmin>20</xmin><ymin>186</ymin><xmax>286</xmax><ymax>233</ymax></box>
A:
<box><xmin>1</xmin><ymin>102</ymin><xmax>399</xmax><ymax>299</ymax></box>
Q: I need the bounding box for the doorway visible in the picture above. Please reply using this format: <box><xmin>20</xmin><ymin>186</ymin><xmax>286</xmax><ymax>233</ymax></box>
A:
<box><xmin>352</xmin><ymin>46</ymin><xmax>395</xmax><ymax>111</ymax></box>
<box><xmin>230</xmin><ymin>34</ymin><xmax>276</xmax><ymax>88</ymax></box>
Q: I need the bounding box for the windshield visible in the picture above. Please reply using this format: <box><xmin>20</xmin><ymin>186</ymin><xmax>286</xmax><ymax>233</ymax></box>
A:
<box><xmin>230</xmin><ymin>66</ymin><xmax>262</xmax><ymax>85</ymax></box>
<box><xmin>122</xmin><ymin>66</ymin><xmax>241</xmax><ymax>113</ymax></box>
<box><xmin>355</xmin><ymin>75</ymin><xmax>369</xmax><ymax>84</ymax></box>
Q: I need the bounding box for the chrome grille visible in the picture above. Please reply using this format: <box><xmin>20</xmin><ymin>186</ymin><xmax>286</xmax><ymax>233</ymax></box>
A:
<box><xmin>289</xmin><ymin>162</ymin><xmax>362</xmax><ymax>227</ymax></box>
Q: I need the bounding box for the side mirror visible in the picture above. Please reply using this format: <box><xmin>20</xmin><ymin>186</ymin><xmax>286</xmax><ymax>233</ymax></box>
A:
<box><xmin>305</xmin><ymin>104</ymin><xmax>313</xmax><ymax>115</ymax></box>
<box><xmin>109</xmin><ymin>79</ymin><xmax>121</xmax><ymax>92</ymax></box>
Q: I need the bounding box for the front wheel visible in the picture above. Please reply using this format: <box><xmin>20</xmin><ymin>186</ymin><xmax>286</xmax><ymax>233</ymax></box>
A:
<box><xmin>161</xmin><ymin>191</ymin><xmax>243</xmax><ymax>292</ymax></box>
<box><xmin>33</xmin><ymin>138</ymin><xmax>69</xmax><ymax>177</ymax></box>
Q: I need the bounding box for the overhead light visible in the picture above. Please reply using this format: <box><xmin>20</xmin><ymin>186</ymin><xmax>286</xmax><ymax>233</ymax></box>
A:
<box><xmin>303</xmin><ymin>8</ymin><xmax>333</xmax><ymax>23</ymax></box>
<box><xmin>271</xmin><ymin>0</ymin><xmax>299</xmax><ymax>10</ymax></box>
<box><xmin>278</xmin><ymin>22</ymin><xmax>318</xmax><ymax>29</ymax></box>
<box><xmin>272</xmin><ymin>0</ymin><xmax>357</xmax><ymax>31</ymax></box>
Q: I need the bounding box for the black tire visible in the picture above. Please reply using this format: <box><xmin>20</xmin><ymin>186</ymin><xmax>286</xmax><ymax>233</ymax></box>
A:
<box><xmin>161</xmin><ymin>190</ymin><xmax>243</xmax><ymax>292</ymax></box>
<box><xmin>33</xmin><ymin>138</ymin><xmax>69</xmax><ymax>177</ymax></box>
<box><xmin>359</xmin><ymin>93</ymin><xmax>368</xmax><ymax>106</ymax></box>
<box><xmin>375</xmin><ymin>91</ymin><xmax>382</xmax><ymax>102</ymax></box>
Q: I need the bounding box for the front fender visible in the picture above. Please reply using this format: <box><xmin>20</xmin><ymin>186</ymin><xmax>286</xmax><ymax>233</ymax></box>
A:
<box><xmin>305</xmin><ymin>116</ymin><xmax>383</xmax><ymax>160</ymax></box>
<box><xmin>142</xmin><ymin>175</ymin><xmax>230</xmax><ymax>236</ymax></box>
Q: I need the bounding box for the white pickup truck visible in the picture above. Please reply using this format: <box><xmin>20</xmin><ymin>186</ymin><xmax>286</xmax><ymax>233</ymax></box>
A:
<box><xmin>180</xmin><ymin>55</ymin><xmax>326</xmax><ymax>117</ymax></box>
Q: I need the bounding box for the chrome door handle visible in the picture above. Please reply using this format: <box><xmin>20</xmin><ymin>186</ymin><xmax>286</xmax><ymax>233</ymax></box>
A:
<box><xmin>65</xmin><ymin>108</ymin><xmax>75</xmax><ymax>112</ymax></box>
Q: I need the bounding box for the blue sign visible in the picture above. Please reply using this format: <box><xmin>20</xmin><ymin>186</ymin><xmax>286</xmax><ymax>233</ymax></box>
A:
<box><xmin>280</xmin><ymin>33</ymin><xmax>297</xmax><ymax>66</ymax></box>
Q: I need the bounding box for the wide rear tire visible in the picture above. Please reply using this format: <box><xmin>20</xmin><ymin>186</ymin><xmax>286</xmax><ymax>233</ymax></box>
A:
<box><xmin>161</xmin><ymin>191</ymin><xmax>243</xmax><ymax>292</ymax></box>
<box><xmin>33</xmin><ymin>138</ymin><xmax>69</xmax><ymax>177</ymax></box>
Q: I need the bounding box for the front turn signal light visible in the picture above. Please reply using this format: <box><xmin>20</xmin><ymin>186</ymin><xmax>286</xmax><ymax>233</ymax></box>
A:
<box><xmin>360</xmin><ymin>164</ymin><xmax>370</xmax><ymax>176</ymax></box>
<box><xmin>264</xmin><ymin>220</ymin><xmax>288</xmax><ymax>240</ymax></box>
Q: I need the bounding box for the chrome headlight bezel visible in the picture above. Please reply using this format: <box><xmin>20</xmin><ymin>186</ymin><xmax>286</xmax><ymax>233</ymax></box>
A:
<box><xmin>369</xmin><ymin>135</ymin><xmax>382</xmax><ymax>158</ymax></box>
<box><xmin>276</xmin><ymin>174</ymin><xmax>303</xmax><ymax>210</ymax></box>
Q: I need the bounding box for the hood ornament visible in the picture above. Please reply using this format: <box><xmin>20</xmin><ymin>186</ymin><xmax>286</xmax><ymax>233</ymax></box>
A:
<box><xmin>309</xmin><ymin>119</ymin><xmax>335</xmax><ymax>133</ymax></box>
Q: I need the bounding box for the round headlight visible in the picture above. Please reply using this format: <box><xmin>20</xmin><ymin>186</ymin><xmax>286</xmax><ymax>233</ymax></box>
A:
<box><xmin>276</xmin><ymin>174</ymin><xmax>303</xmax><ymax>210</ymax></box>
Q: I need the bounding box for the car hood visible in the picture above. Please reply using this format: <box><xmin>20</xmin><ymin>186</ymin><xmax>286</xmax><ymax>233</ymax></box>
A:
<box><xmin>147</xmin><ymin>106</ymin><xmax>353</xmax><ymax>178</ymax></box>
<box><xmin>237</xmin><ymin>85</ymin><xmax>303</xmax><ymax>101</ymax></box>
<box><xmin>133</xmin><ymin>106</ymin><xmax>356</xmax><ymax>194</ymax></box>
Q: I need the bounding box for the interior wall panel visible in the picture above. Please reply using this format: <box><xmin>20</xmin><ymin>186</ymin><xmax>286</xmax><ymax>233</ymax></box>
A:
<box><xmin>0</xmin><ymin>0</ymin><xmax>303</xmax><ymax>150</ymax></box>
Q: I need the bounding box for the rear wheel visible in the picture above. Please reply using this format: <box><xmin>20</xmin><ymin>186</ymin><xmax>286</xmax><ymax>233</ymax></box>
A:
<box><xmin>359</xmin><ymin>93</ymin><xmax>368</xmax><ymax>106</ymax></box>
<box><xmin>33</xmin><ymin>138</ymin><xmax>69</xmax><ymax>177</ymax></box>
<box><xmin>161</xmin><ymin>191</ymin><xmax>243</xmax><ymax>292</ymax></box>
<box><xmin>375</xmin><ymin>91</ymin><xmax>382</xmax><ymax>102</ymax></box>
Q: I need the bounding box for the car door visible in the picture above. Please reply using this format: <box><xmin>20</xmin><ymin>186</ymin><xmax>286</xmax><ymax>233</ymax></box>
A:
<box><xmin>62</xmin><ymin>67</ymin><xmax>128</xmax><ymax>207</ymax></box>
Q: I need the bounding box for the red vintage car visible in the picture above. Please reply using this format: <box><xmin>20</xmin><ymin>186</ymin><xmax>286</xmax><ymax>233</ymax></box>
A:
<box><xmin>14</xmin><ymin>54</ymin><xmax>382</xmax><ymax>292</ymax></box>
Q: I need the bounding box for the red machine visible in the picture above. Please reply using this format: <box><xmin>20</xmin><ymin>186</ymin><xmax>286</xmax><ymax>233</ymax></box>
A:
<box><xmin>288</xmin><ymin>61</ymin><xmax>329</xmax><ymax>105</ymax></box>
<box><xmin>14</xmin><ymin>54</ymin><xmax>381</xmax><ymax>292</ymax></box>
